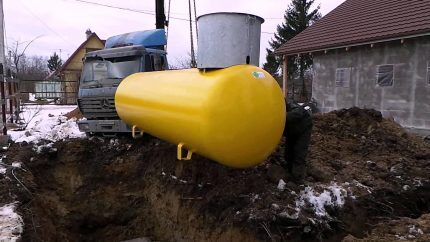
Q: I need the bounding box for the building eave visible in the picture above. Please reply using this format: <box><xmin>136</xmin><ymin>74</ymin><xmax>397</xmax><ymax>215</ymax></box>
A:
<box><xmin>277</xmin><ymin>32</ymin><xmax>430</xmax><ymax>57</ymax></box>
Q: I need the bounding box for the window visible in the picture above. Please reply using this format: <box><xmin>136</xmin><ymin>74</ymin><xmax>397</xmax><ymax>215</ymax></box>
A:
<box><xmin>335</xmin><ymin>68</ymin><xmax>351</xmax><ymax>87</ymax></box>
<box><xmin>427</xmin><ymin>62</ymin><xmax>430</xmax><ymax>85</ymax></box>
<box><xmin>81</xmin><ymin>57</ymin><xmax>141</xmax><ymax>83</ymax></box>
<box><xmin>376</xmin><ymin>64</ymin><xmax>394</xmax><ymax>87</ymax></box>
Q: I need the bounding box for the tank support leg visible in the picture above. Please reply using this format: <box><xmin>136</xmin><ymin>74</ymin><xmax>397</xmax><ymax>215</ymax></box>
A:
<box><xmin>177</xmin><ymin>143</ymin><xmax>193</xmax><ymax>161</ymax></box>
<box><xmin>132</xmin><ymin>125</ymin><xmax>144</xmax><ymax>139</ymax></box>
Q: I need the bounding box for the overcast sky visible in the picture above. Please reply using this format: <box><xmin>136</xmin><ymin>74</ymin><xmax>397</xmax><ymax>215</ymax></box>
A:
<box><xmin>4</xmin><ymin>0</ymin><xmax>346</xmax><ymax>67</ymax></box>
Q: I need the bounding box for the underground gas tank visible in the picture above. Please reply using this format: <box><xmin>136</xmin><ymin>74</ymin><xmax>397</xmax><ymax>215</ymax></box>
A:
<box><xmin>115</xmin><ymin>65</ymin><xmax>285</xmax><ymax>168</ymax></box>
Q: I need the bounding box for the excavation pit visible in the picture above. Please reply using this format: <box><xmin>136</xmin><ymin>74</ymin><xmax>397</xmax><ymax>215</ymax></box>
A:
<box><xmin>1</xmin><ymin>108</ymin><xmax>430</xmax><ymax>241</ymax></box>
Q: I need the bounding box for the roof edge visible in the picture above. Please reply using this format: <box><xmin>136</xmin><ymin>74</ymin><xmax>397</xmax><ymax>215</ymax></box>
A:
<box><xmin>276</xmin><ymin>31</ymin><xmax>430</xmax><ymax>56</ymax></box>
<box><xmin>56</xmin><ymin>32</ymin><xmax>104</xmax><ymax>74</ymax></box>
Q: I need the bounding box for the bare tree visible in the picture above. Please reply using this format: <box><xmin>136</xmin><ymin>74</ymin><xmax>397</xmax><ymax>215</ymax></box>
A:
<box><xmin>18</xmin><ymin>55</ymin><xmax>49</xmax><ymax>80</ymax></box>
<box><xmin>17</xmin><ymin>104</ymin><xmax>42</xmax><ymax>130</ymax></box>
<box><xmin>8</xmin><ymin>36</ymin><xmax>42</xmax><ymax>78</ymax></box>
<box><xmin>169</xmin><ymin>52</ymin><xmax>195</xmax><ymax>69</ymax></box>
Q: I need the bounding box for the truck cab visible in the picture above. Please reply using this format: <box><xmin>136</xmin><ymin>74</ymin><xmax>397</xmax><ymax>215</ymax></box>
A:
<box><xmin>77</xmin><ymin>30</ymin><xmax>168</xmax><ymax>134</ymax></box>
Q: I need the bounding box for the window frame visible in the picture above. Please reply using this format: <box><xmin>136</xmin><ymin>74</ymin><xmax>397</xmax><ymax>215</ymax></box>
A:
<box><xmin>376</xmin><ymin>64</ymin><xmax>395</xmax><ymax>87</ymax></box>
<box><xmin>427</xmin><ymin>61</ymin><xmax>430</xmax><ymax>85</ymax></box>
<box><xmin>335</xmin><ymin>67</ymin><xmax>352</xmax><ymax>88</ymax></box>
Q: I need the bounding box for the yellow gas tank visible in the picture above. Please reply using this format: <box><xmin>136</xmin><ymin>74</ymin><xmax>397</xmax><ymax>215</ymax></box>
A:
<box><xmin>115</xmin><ymin>65</ymin><xmax>285</xmax><ymax>168</ymax></box>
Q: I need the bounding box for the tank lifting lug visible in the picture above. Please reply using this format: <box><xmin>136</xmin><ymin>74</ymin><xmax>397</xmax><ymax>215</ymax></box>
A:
<box><xmin>132</xmin><ymin>125</ymin><xmax>144</xmax><ymax>139</ymax></box>
<box><xmin>177</xmin><ymin>143</ymin><xmax>193</xmax><ymax>161</ymax></box>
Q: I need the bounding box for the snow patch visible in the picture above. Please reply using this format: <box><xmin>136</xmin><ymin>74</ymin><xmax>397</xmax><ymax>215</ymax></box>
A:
<box><xmin>408</xmin><ymin>225</ymin><xmax>424</xmax><ymax>236</ymax></box>
<box><xmin>34</xmin><ymin>143</ymin><xmax>56</xmax><ymax>154</ymax></box>
<box><xmin>9</xmin><ymin>105</ymin><xmax>85</xmax><ymax>145</ymax></box>
<box><xmin>352</xmin><ymin>180</ymin><xmax>373</xmax><ymax>194</ymax></box>
<box><xmin>28</xmin><ymin>93</ymin><xmax>36</xmax><ymax>102</ymax></box>
<box><xmin>251</xmin><ymin>194</ymin><xmax>260</xmax><ymax>203</ymax></box>
<box><xmin>286</xmin><ymin>183</ymin><xmax>348</xmax><ymax>219</ymax></box>
<box><xmin>0</xmin><ymin>203</ymin><xmax>23</xmax><ymax>242</ymax></box>
<box><xmin>413</xmin><ymin>178</ymin><xmax>424</xmax><ymax>187</ymax></box>
<box><xmin>277</xmin><ymin>179</ymin><xmax>286</xmax><ymax>191</ymax></box>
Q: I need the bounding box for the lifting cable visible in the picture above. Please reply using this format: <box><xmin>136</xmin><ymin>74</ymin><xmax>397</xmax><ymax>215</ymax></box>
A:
<box><xmin>166</xmin><ymin>0</ymin><xmax>172</xmax><ymax>49</ymax></box>
<box><xmin>188</xmin><ymin>0</ymin><xmax>196</xmax><ymax>67</ymax></box>
<box><xmin>193</xmin><ymin>0</ymin><xmax>198</xmax><ymax>41</ymax></box>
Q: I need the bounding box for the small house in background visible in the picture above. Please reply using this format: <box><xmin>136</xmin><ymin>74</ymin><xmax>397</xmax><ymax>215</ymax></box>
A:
<box><xmin>50</xmin><ymin>29</ymin><xmax>105</xmax><ymax>104</ymax></box>
<box><xmin>277</xmin><ymin>0</ymin><xmax>430</xmax><ymax>132</ymax></box>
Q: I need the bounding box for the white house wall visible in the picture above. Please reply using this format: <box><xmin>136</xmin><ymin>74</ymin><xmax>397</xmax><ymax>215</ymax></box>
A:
<box><xmin>312</xmin><ymin>36</ymin><xmax>430</xmax><ymax>131</ymax></box>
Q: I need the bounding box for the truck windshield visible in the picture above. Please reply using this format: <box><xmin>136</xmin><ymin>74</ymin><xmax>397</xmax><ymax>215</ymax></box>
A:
<box><xmin>81</xmin><ymin>57</ymin><xmax>141</xmax><ymax>83</ymax></box>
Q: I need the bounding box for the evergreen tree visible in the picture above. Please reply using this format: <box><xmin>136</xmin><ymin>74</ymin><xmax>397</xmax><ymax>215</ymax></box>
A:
<box><xmin>47</xmin><ymin>52</ymin><xmax>63</xmax><ymax>73</ymax></box>
<box><xmin>263</xmin><ymin>0</ymin><xmax>321</xmax><ymax>97</ymax></box>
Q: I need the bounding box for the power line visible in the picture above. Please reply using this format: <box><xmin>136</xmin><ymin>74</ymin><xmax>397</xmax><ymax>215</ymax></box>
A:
<box><xmin>166</xmin><ymin>0</ymin><xmax>172</xmax><ymax>48</ymax></box>
<box><xmin>17</xmin><ymin>0</ymin><xmax>75</xmax><ymax>48</ymax></box>
<box><xmin>72</xmin><ymin>0</ymin><xmax>280</xmax><ymax>24</ymax></box>
<box><xmin>73</xmin><ymin>0</ymin><xmax>191</xmax><ymax>22</ymax></box>
<box><xmin>74</xmin><ymin>0</ymin><xmax>154</xmax><ymax>14</ymax></box>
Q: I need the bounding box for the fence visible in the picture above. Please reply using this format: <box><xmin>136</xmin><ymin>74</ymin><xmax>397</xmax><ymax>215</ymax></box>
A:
<box><xmin>19</xmin><ymin>79</ymin><xmax>78</xmax><ymax>105</ymax></box>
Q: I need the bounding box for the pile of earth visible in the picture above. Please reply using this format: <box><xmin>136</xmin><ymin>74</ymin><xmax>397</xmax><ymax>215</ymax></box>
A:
<box><xmin>64</xmin><ymin>107</ymin><xmax>84</xmax><ymax>120</ymax></box>
<box><xmin>1</xmin><ymin>107</ymin><xmax>429</xmax><ymax>241</ymax></box>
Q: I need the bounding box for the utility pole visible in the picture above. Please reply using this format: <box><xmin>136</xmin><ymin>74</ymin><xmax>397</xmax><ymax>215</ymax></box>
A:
<box><xmin>0</xmin><ymin>0</ymin><xmax>5</xmax><ymax>68</ymax></box>
<box><xmin>155</xmin><ymin>0</ymin><xmax>166</xmax><ymax>29</ymax></box>
<box><xmin>0</xmin><ymin>0</ymin><xmax>7</xmax><ymax>136</ymax></box>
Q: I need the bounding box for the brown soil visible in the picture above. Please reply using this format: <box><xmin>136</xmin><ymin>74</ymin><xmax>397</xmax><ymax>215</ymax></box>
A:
<box><xmin>1</xmin><ymin>107</ymin><xmax>430</xmax><ymax>242</ymax></box>
<box><xmin>64</xmin><ymin>107</ymin><xmax>84</xmax><ymax>120</ymax></box>
<box><xmin>343</xmin><ymin>213</ymin><xmax>430</xmax><ymax>241</ymax></box>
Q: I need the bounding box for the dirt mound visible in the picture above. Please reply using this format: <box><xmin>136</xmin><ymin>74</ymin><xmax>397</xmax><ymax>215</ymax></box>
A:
<box><xmin>309</xmin><ymin>108</ymin><xmax>430</xmax><ymax>188</ymax></box>
<box><xmin>2</xmin><ymin>108</ymin><xmax>430</xmax><ymax>241</ymax></box>
<box><xmin>344</xmin><ymin>213</ymin><xmax>430</xmax><ymax>241</ymax></box>
<box><xmin>64</xmin><ymin>107</ymin><xmax>84</xmax><ymax>120</ymax></box>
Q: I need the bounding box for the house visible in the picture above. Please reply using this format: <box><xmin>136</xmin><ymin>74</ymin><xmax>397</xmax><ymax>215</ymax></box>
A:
<box><xmin>52</xmin><ymin>29</ymin><xmax>105</xmax><ymax>104</ymax></box>
<box><xmin>276</xmin><ymin>0</ymin><xmax>430</xmax><ymax>132</ymax></box>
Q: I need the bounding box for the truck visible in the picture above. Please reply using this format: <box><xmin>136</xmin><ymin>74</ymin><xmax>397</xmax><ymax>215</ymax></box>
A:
<box><xmin>77</xmin><ymin>30</ymin><xmax>168</xmax><ymax>134</ymax></box>
<box><xmin>77</xmin><ymin>0</ymin><xmax>168</xmax><ymax>135</ymax></box>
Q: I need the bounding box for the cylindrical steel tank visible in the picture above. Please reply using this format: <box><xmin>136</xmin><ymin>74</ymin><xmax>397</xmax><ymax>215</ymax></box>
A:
<box><xmin>196</xmin><ymin>13</ymin><xmax>264</xmax><ymax>69</ymax></box>
<box><xmin>115</xmin><ymin>65</ymin><xmax>285</xmax><ymax>168</ymax></box>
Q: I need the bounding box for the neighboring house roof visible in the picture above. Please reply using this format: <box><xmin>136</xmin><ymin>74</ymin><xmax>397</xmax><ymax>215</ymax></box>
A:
<box><xmin>276</xmin><ymin>0</ymin><xmax>430</xmax><ymax>55</ymax></box>
<box><xmin>59</xmin><ymin>32</ymin><xmax>104</xmax><ymax>73</ymax></box>
<box><xmin>46</xmin><ymin>32</ymin><xmax>104</xmax><ymax>79</ymax></box>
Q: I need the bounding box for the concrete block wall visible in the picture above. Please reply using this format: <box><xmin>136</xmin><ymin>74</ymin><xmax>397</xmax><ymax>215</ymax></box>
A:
<box><xmin>312</xmin><ymin>36</ymin><xmax>430</xmax><ymax>130</ymax></box>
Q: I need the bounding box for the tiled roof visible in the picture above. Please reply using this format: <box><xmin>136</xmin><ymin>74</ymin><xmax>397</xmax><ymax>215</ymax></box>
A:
<box><xmin>276</xmin><ymin>0</ymin><xmax>430</xmax><ymax>55</ymax></box>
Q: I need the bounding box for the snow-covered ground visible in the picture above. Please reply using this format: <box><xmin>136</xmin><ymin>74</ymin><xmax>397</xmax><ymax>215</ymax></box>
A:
<box><xmin>9</xmin><ymin>105</ymin><xmax>85</xmax><ymax>144</ymax></box>
<box><xmin>0</xmin><ymin>203</ymin><xmax>23</xmax><ymax>242</ymax></box>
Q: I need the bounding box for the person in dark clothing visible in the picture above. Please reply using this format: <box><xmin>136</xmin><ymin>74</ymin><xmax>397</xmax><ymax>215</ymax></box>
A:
<box><xmin>283</xmin><ymin>100</ymin><xmax>313</xmax><ymax>182</ymax></box>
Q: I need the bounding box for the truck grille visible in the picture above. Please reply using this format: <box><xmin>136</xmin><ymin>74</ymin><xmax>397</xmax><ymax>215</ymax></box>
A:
<box><xmin>78</xmin><ymin>98</ymin><xmax>119</xmax><ymax>119</ymax></box>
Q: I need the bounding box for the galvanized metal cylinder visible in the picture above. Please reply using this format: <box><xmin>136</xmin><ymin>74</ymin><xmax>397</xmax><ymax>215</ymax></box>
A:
<box><xmin>196</xmin><ymin>12</ymin><xmax>264</xmax><ymax>69</ymax></box>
